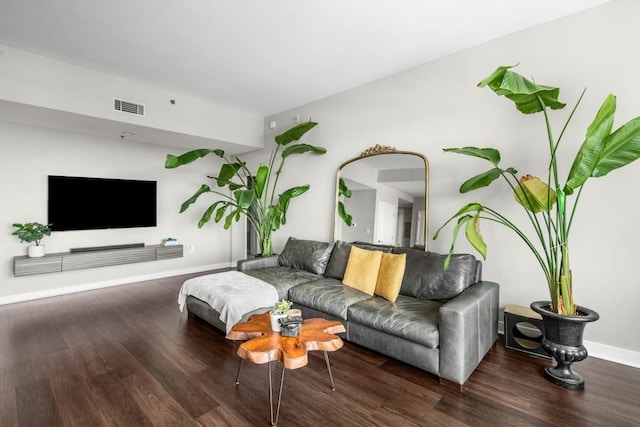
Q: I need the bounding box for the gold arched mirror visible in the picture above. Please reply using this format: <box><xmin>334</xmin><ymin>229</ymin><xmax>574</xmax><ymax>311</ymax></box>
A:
<box><xmin>334</xmin><ymin>145</ymin><xmax>429</xmax><ymax>249</ymax></box>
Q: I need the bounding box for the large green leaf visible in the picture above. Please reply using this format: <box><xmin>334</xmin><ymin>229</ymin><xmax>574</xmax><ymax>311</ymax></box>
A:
<box><xmin>443</xmin><ymin>147</ymin><xmax>501</xmax><ymax>165</ymax></box>
<box><xmin>254</xmin><ymin>164</ymin><xmax>269</xmax><ymax>198</ymax></box>
<box><xmin>275</xmin><ymin>121</ymin><xmax>318</xmax><ymax>146</ymax></box>
<box><xmin>433</xmin><ymin>202</ymin><xmax>484</xmax><ymax>240</ymax></box>
<box><xmin>198</xmin><ymin>201</ymin><xmax>226</xmax><ymax>228</ymax></box>
<box><xmin>282</xmin><ymin>143</ymin><xmax>327</xmax><ymax>158</ymax></box>
<box><xmin>339</xmin><ymin>178</ymin><xmax>352</xmax><ymax>198</ymax></box>
<box><xmin>564</xmin><ymin>94</ymin><xmax>617</xmax><ymax>194</ymax></box>
<box><xmin>440</xmin><ymin>205</ymin><xmax>487</xmax><ymax>270</ymax></box>
<box><xmin>165</xmin><ymin>149</ymin><xmax>224</xmax><ymax>168</ymax></box>
<box><xmin>265</xmin><ymin>205</ymin><xmax>283</xmax><ymax>230</ymax></box>
<box><xmin>214</xmin><ymin>202</ymin><xmax>229</xmax><ymax>222</ymax></box>
<box><xmin>465</xmin><ymin>210</ymin><xmax>486</xmax><ymax>259</ymax></box>
<box><xmin>514</xmin><ymin>175</ymin><xmax>556</xmax><ymax>213</ymax></box>
<box><xmin>478</xmin><ymin>65</ymin><xmax>566</xmax><ymax>114</ymax></box>
<box><xmin>223</xmin><ymin>209</ymin><xmax>239</xmax><ymax>229</ymax></box>
<box><xmin>337</xmin><ymin>201</ymin><xmax>353</xmax><ymax>227</ymax></box>
<box><xmin>279</xmin><ymin>185</ymin><xmax>310</xmax><ymax>203</ymax></box>
<box><xmin>593</xmin><ymin>116</ymin><xmax>640</xmax><ymax>177</ymax></box>
<box><xmin>277</xmin><ymin>185</ymin><xmax>310</xmax><ymax>224</ymax></box>
<box><xmin>227</xmin><ymin>182</ymin><xmax>244</xmax><ymax>191</ymax></box>
<box><xmin>459</xmin><ymin>168</ymin><xmax>514</xmax><ymax>193</ymax></box>
<box><xmin>180</xmin><ymin>184</ymin><xmax>210</xmax><ymax>213</ymax></box>
<box><xmin>234</xmin><ymin>190</ymin><xmax>254</xmax><ymax>210</ymax></box>
<box><xmin>217</xmin><ymin>162</ymin><xmax>243</xmax><ymax>187</ymax></box>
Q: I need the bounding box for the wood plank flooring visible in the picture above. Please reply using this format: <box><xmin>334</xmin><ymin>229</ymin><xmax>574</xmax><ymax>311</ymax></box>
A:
<box><xmin>1</xmin><ymin>270</ymin><xmax>639</xmax><ymax>426</ymax></box>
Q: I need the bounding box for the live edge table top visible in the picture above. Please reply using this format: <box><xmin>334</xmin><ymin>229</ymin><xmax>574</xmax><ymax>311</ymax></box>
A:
<box><xmin>226</xmin><ymin>312</ymin><xmax>346</xmax><ymax>370</ymax></box>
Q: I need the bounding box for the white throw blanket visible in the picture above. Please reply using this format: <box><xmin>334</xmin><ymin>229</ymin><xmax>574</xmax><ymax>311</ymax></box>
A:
<box><xmin>178</xmin><ymin>271</ymin><xmax>278</xmax><ymax>333</ymax></box>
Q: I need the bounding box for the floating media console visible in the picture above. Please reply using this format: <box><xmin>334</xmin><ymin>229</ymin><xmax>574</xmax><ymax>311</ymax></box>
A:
<box><xmin>70</xmin><ymin>243</ymin><xmax>145</xmax><ymax>253</ymax></box>
<box><xmin>13</xmin><ymin>244</ymin><xmax>183</xmax><ymax>277</ymax></box>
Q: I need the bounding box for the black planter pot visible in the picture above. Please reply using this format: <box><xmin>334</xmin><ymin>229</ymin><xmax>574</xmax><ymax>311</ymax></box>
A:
<box><xmin>530</xmin><ymin>301</ymin><xmax>600</xmax><ymax>390</ymax></box>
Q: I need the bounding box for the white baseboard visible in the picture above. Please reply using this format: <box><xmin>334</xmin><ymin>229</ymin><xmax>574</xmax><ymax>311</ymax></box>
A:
<box><xmin>0</xmin><ymin>262</ymin><xmax>233</xmax><ymax>306</ymax></box>
<box><xmin>498</xmin><ymin>320</ymin><xmax>640</xmax><ymax>369</ymax></box>
<box><xmin>583</xmin><ymin>340</ymin><xmax>640</xmax><ymax>369</ymax></box>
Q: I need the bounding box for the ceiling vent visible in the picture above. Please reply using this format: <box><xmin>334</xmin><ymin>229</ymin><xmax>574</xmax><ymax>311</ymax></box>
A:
<box><xmin>114</xmin><ymin>98</ymin><xmax>145</xmax><ymax>116</ymax></box>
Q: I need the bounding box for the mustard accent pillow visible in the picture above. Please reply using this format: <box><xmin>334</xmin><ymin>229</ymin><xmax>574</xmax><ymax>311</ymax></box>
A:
<box><xmin>375</xmin><ymin>252</ymin><xmax>407</xmax><ymax>302</ymax></box>
<box><xmin>342</xmin><ymin>246</ymin><xmax>383</xmax><ymax>295</ymax></box>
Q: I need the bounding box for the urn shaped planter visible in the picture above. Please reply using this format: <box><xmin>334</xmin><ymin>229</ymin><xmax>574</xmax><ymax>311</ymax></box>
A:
<box><xmin>530</xmin><ymin>301</ymin><xmax>600</xmax><ymax>390</ymax></box>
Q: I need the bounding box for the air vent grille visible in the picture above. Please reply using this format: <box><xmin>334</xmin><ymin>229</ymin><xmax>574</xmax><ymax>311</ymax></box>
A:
<box><xmin>114</xmin><ymin>99</ymin><xmax>145</xmax><ymax>116</ymax></box>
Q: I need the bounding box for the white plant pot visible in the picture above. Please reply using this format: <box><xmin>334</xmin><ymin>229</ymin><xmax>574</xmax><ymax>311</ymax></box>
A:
<box><xmin>28</xmin><ymin>245</ymin><xmax>45</xmax><ymax>258</ymax></box>
<box><xmin>270</xmin><ymin>312</ymin><xmax>288</xmax><ymax>332</ymax></box>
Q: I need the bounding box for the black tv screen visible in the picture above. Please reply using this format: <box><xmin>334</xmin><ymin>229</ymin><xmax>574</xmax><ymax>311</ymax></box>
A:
<box><xmin>48</xmin><ymin>175</ymin><xmax>157</xmax><ymax>231</ymax></box>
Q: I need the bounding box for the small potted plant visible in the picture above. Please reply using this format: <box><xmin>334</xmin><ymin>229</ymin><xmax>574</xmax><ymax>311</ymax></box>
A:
<box><xmin>270</xmin><ymin>299</ymin><xmax>293</xmax><ymax>332</ymax></box>
<box><xmin>12</xmin><ymin>222</ymin><xmax>52</xmax><ymax>257</ymax></box>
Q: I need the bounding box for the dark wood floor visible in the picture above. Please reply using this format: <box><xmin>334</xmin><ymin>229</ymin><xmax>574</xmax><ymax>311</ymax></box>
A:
<box><xmin>1</xmin><ymin>270</ymin><xmax>639</xmax><ymax>426</ymax></box>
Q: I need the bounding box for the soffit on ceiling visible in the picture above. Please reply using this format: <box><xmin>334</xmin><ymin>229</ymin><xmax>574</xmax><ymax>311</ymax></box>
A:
<box><xmin>0</xmin><ymin>0</ymin><xmax>612</xmax><ymax>117</ymax></box>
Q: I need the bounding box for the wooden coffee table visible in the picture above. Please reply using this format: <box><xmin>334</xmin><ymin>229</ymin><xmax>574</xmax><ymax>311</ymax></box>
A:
<box><xmin>226</xmin><ymin>312</ymin><xmax>346</xmax><ymax>426</ymax></box>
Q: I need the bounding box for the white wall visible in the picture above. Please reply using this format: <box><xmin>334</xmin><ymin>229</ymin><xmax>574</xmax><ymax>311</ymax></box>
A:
<box><xmin>342</xmin><ymin>189</ymin><xmax>376</xmax><ymax>243</ymax></box>
<box><xmin>1</xmin><ymin>121</ymin><xmax>243</xmax><ymax>301</ymax></box>
<box><xmin>258</xmin><ymin>0</ymin><xmax>640</xmax><ymax>356</ymax></box>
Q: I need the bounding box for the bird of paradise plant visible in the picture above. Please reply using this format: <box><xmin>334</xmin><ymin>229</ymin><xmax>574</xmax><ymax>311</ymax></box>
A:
<box><xmin>165</xmin><ymin>121</ymin><xmax>325</xmax><ymax>256</ymax></box>
<box><xmin>435</xmin><ymin>65</ymin><xmax>640</xmax><ymax>316</ymax></box>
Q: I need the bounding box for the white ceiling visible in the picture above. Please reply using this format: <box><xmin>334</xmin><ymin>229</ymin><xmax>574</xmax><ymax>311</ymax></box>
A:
<box><xmin>0</xmin><ymin>0</ymin><xmax>612</xmax><ymax>117</ymax></box>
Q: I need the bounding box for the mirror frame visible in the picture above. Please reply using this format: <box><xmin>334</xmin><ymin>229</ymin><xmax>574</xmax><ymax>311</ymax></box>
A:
<box><xmin>333</xmin><ymin>144</ymin><xmax>429</xmax><ymax>250</ymax></box>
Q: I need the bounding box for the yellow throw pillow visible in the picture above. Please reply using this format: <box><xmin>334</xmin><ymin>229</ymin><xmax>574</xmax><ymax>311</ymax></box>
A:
<box><xmin>375</xmin><ymin>252</ymin><xmax>407</xmax><ymax>302</ymax></box>
<box><xmin>342</xmin><ymin>246</ymin><xmax>383</xmax><ymax>295</ymax></box>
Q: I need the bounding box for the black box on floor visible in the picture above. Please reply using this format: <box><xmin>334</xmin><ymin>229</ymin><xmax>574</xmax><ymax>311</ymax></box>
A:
<box><xmin>504</xmin><ymin>305</ymin><xmax>551</xmax><ymax>359</ymax></box>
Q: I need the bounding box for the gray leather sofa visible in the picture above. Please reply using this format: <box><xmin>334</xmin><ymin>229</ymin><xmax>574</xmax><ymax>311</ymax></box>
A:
<box><xmin>188</xmin><ymin>237</ymin><xmax>499</xmax><ymax>386</ymax></box>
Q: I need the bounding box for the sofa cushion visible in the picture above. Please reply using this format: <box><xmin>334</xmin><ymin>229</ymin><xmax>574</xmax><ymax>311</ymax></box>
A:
<box><xmin>243</xmin><ymin>267</ymin><xmax>320</xmax><ymax>300</ymax></box>
<box><xmin>347</xmin><ymin>295</ymin><xmax>443</xmax><ymax>348</ymax></box>
<box><xmin>392</xmin><ymin>248</ymin><xmax>477</xmax><ymax>300</ymax></box>
<box><xmin>325</xmin><ymin>241</ymin><xmax>394</xmax><ymax>281</ymax></box>
<box><xmin>342</xmin><ymin>246</ymin><xmax>383</xmax><ymax>295</ymax></box>
<box><xmin>288</xmin><ymin>278</ymin><xmax>374</xmax><ymax>320</ymax></box>
<box><xmin>324</xmin><ymin>241</ymin><xmax>352</xmax><ymax>280</ymax></box>
<box><xmin>374</xmin><ymin>252</ymin><xmax>407</xmax><ymax>302</ymax></box>
<box><xmin>351</xmin><ymin>242</ymin><xmax>394</xmax><ymax>253</ymax></box>
<box><xmin>278</xmin><ymin>237</ymin><xmax>335</xmax><ymax>275</ymax></box>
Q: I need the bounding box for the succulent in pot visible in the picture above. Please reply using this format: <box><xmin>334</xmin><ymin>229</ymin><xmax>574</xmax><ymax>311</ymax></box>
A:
<box><xmin>270</xmin><ymin>299</ymin><xmax>292</xmax><ymax>332</ymax></box>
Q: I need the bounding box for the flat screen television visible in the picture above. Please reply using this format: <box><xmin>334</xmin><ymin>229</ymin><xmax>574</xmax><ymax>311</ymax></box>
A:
<box><xmin>48</xmin><ymin>175</ymin><xmax>157</xmax><ymax>231</ymax></box>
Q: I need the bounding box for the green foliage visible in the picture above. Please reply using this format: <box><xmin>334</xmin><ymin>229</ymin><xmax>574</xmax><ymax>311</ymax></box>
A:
<box><xmin>165</xmin><ymin>122</ymin><xmax>325</xmax><ymax>256</ymax></box>
<box><xmin>272</xmin><ymin>299</ymin><xmax>293</xmax><ymax>315</ymax></box>
<box><xmin>337</xmin><ymin>177</ymin><xmax>353</xmax><ymax>227</ymax></box>
<box><xmin>12</xmin><ymin>222</ymin><xmax>51</xmax><ymax>246</ymax></box>
<box><xmin>435</xmin><ymin>65</ymin><xmax>640</xmax><ymax>316</ymax></box>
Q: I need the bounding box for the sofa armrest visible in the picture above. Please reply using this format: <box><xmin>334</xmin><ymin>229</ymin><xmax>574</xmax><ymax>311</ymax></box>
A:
<box><xmin>237</xmin><ymin>255</ymin><xmax>279</xmax><ymax>272</ymax></box>
<box><xmin>438</xmin><ymin>281</ymin><xmax>499</xmax><ymax>385</ymax></box>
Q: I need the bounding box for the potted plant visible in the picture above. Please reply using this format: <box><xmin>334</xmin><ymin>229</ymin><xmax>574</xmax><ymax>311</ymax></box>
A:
<box><xmin>12</xmin><ymin>222</ymin><xmax>52</xmax><ymax>257</ymax></box>
<box><xmin>165</xmin><ymin>122</ymin><xmax>325</xmax><ymax>256</ymax></box>
<box><xmin>435</xmin><ymin>64</ymin><xmax>640</xmax><ymax>389</ymax></box>
<box><xmin>270</xmin><ymin>299</ymin><xmax>293</xmax><ymax>332</ymax></box>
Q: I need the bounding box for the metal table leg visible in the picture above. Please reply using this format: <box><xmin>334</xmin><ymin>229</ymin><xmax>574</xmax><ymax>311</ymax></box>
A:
<box><xmin>323</xmin><ymin>351</ymin><xmax>336</xmax><ymax>391</ymax></box>
<box><xmin>268</xmin><ymin>361</ymin><xmax>286</xmax><ymax>427</ymax></box>
<box><xmin>235</xmin><ymin>359</ymin><xmax>244</xmax><ymax>385</ymax></box>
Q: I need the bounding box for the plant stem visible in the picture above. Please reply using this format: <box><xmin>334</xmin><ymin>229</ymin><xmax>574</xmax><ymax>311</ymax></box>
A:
<box><xmin>480</xmin><ymin>208</ymin><xmax>551</xmax><ymax>279</ymax></box>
